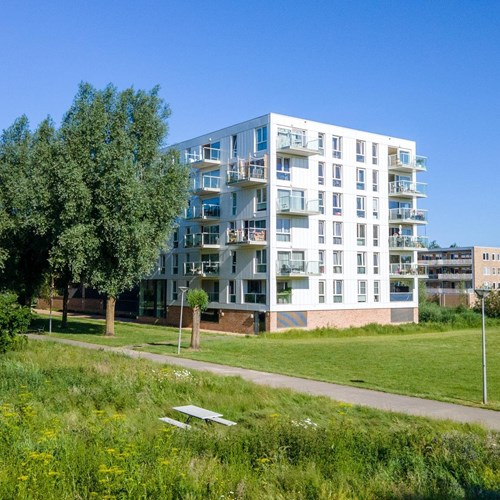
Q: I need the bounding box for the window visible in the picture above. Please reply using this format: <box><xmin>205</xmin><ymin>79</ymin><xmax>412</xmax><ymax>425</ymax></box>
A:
<box><xmin>277</xmin><ymin>218</ymin><xmax>291</xmax><ymax>242</ymax></box>
<box><xmin>356</xmin><ymin>168</ymin><xmax>366</xmax><ymax>190</ymax></box>
<box><xmin>256</xmin><ymin>249</ymin><xmax>267</xmax><ymax>273</ymax></box>
<box><xmin>372</xmin><ymin>170</ymin><xmax>379</xmax><ymax>191</ymax></box>
<box><xmin>483</xmin><ymin>253</ymin><xmax>490</xmax><ymax>260</ymax></box>
<box><xmin>319</xmin><ymin>250</ymin><xmax>325</xmax><ymax>273</ymax></box>
<box><xmin>318</xmin><ymin>162</ymin><xmax>325</xmax><ymax>185</ymax></box>
<box><xmin>172</xmin><ymin>254</ymin><xmax>179</xmax><ymax>274</ymax></box>
<box><xmin>245</xmin><ymin>280</ymin><xmax>266</xmax><ymax>303</ymax></box>
<box><xmin>374</xmin><ymin>281</ymin><xmax>380</xmax><ymax>302</ymax></box>
<box><xmin>256</xmin><ymin>188</ymin><xmax>267</xmax><ymax>211</ymax></box>
<box><xmin>173</xmin><ymin>229</ymin><xmax>179</xmax><ymax>248</ymax></box>
<box><xmin>357</xmin><ymin>224</ymin><xmax>366</xmax><ymax>246</ymax></box>
<box><xmin>373</xmin><ymin>225</ymin><xmax>380</xmax><ymax>247</ymax></box>
<box><xmin>319</xmin><ymin>280</ymin><xmax>325</xmax><ymax>303</ymax></box>
<box><xmin>332</xmin><ymin>136</ymin><xmax>342</xmax><ymax>159</ymax></box>
<box><xmin>332</xmin><ymin>251</ymin><xmax>343</xmax><ymax>273</ymax></box>
<box><xmin>172</xmin><ymin>280</ymin><xmax>178</xmax><ymax>301</ymax></box>
<box><xmin>373</xmin><ymin>197</ymin><xmax>379</xmax><ymax>219</ymax></box>
<box><xmin>399</xmin><ymin>150</ymin><xmax>410</xmax><ymax>165</ymax></box>
<box><xmin>332</xmin><ymin>164</ymin><xmax>342</xmax><ymax>187</ymax></box>
<box><xmin>373</xmin><ymin>253</ymin><xmax>380</xmax><ymax>274</ymax></box>
<box><xmin>228</xmin><ymin>280</ymin><xmax>236</xmax><ymax>303</ymax></box>
<box><xmin>231</xmin><ymin>251</ymin><xmax>237</xmax><ymax>273</ymax></box>
<box><xmin>277</xmin><ymin>156</ymin><xmax>291</xmax><ymax>181</ymax></box>
<box><xmin>231</xmin><ymin>192</ymin><xmax>237</xmax><ymax>216</ymax></box>
<box><xmin>318</xmin><ymin>133</ymin><xmax>325</xmax><ymax>154</ymax></box>
<box><xmin>256</xmin><ymin>126</ymin><xmax>268</xmax><ymax>151</ymax></box>
<box><xmin>160</xmin><ymin>254</ymin><xmax>166</xmax><ymax>274</ymax></box>
<box><xmin>358</xmin><ymin>280</ymin><xmax>367</xmax><ymax>302</ymax></box>
<box><xmin>372</xmin><ymin>143</ymin><xmax>378</xmax><ymax>165</ymax></box>
<box><xmin>318</xmin><ymin>191</ymin><xmax>325</xmax><ymax>214</ymax></box>
<box><xmin>356</xmin><ymin>140</ymin><xmax>365</xmax><ymax>162</ymax></box>
<box><xmin>333</xmin><ymin>280</ymin><xmax>343</xmax><ymax>303</ymax></box>
<box><xmin>231</xmin><ymin>134</ymin><xmax>238</xmax><ymax>158</ymax></box>
<box><xmin>203</xmin><ymin>141</ymin><xmax>220</xmax><ymax>161</ymax></box>
<box><xmin>357</xmin><ymin>252</ymin><xmax>366</xmax><ymax>274</ymax></box>
<box><xmin>484</xmin><ymin>267</ymin><xmax>490</xmax><ymax>275</ymax></box>
<box><xmin>356</xmin><ymin>196</ymin><xmax>366</xmax><ymax>218</ymax></box>
<box><xmin>277</xmin><ymin>281</ymin><xmax>292</xmax><ymax>304</ymax></box>
<box><xmin>318</xmin><ymin>220</ymin><xmax>325</xmax><ymax>244</ymax></box>
<box><xmin>332</xmin><ymin>193</ymin><xmax>342</xmax><ymax>216</ymax></box>
<box><xmin>333</xmin><ymin>222</ymin><xmax>342</xmax><ymax>245</ymax></box>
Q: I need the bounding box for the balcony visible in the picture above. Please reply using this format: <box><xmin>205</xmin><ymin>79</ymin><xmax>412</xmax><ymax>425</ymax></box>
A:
<box><xmin>390</xmin><ymin>292</ymin><xmax>414</xmax><ymax>302</ymax></box>
<box><xmin>184</xmin><ymin>232</ymin><xmax>220</xmax><ymax>249</ymax></box>
<box><xmin>244</xmin><ymin>293</ymin><xmax>266</xmax><ymax>304</ymax></box>
<box><xmin>437</xmin><ymin>273</ymin><xmax>473</xmax><ymax>281</ymax></box>
<box><xmin>185</xmin><ymin>146</ymin><xmax>221</xmax><ymax>169</ymax></box>
<box><xmin>227</xmin><ymin>228</ymin><xmax>267</xmax><ymax>246</ymax></box>
<box><xmin>276</xmin><ymin>133</ymin><xmax>319</xmax><ymax>156</ymax></box>
<box><xmin>276</xmin><ymin>260</ymin><xmax>321</xmax><ymax>277</ymax></box>
<box><xmin>184</xmin><ymin>261</ymin><xmax>220</xmax><ymax>277</ymax></box>
<box><xmin>388</xmin><ymin>154</ymin><xmax>427</xmax><ymax>172</ymax></box>
<box><xmin>205</xmin><ymin>292</ymin><xmax>220</xmax><ymax>303</ymax></box>
<box><xmin>418</xmin><ymin>258</ymin><xmax>472</xmax><ymax>266</ymax></box>
<box><xmin>389</xmin><ymin>235</ymin><xmax>428</xmax><ymax>250</ymax></box>
<box><xmin>388</xmin><ymin>181</ymin><xmax>427</xmax><ymax>198</ymax></box>
<box><xmin>425</xmin><ymin>287</ymin><xmax>474</xmax><ymax>295</ymax></box>
<box><xmin>389</xmin><ymin>263</ymin><xmax>428</xmax><ymax>277</ymax></box>
<box><xmin>389</xmin><ymin>208</ymin><xmax>428</xmax><ymax>224</ymax></box>
<box><xmin>191</xmin><ymin>173</ymin><xmax>221</xmax><ymax>195</ymax></box>
<box><xmin>276</xmin><ymin>291</ymin><xmax>292</xmax><ymax>304</ymax></box>
<box><xmin>227</xmin><ymin>162</ymin><xmax>267</xmax><ymax>187</ymax></box>
<box><xmin>276</xmin><ymin>195</ymin><xmax>320</xmax><ymax>216</ymax></box>
<box><xmin>185</xmin><ymin>204</ymin><xmax>220</xmax><ymax>221</ymax></box>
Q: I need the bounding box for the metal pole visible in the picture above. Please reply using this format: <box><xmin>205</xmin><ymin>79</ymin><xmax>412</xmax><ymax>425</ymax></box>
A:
<box><xmin>481</xmin><ymin>297</ymin><xmax>487</xmax><ymax>405</ymax></box>
<box><xmin>177</xmin><ymin>291</ymin><xmax>184</xmax><ymax>355</ymax></box>
<box><xmin>49</xmin><ymin>274</ymin><xmax>53</xmax><ymax>334</ymax></box>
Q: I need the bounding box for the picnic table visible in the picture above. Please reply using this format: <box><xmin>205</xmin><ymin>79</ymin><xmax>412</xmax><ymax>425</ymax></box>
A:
<box><xmin>159</xmin><ymin>404</ymin><xmax>236</xmax><ymax>429</ymax></box>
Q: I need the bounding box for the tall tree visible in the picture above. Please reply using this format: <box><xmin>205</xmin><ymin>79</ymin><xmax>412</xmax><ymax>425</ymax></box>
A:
<box><xmin>186</xmin><ymin>288</ymin><xmax>209</xmax><ymax>351</ymax></box>
<box><xmin>60</xmin><ymin>83</ymin><xmax>189</xmax><ymax>335</ymax></box>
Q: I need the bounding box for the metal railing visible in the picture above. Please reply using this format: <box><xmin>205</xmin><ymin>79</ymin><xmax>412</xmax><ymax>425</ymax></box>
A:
<box><xmin>227</xmin><ymin>164</ymin><xmax>266</xmax><ymax>183</ymax></box>
<box><xmin>389</xmin><ymin>263</ymin><xmax>428</xmax><ymax>276</ymax></box>
<box><xmin>389</xmin><ymin>208</ymin><xmax>428</xmax><ymax>222</ymax></box>
<box><xmin>185</xmin><ymin>146</ymin><xmax>221</xmax><ymax>164</ymax></box>
<box><xmin>205</xmin><ymin>292</ymin><xmax>219</xmax><ymax>302</ymax></box>
<box><xmin>418</xmin><ymin>258</ymin><xmax>472</xmax><ymax>266</ymax></box>
<box><xmin>277</xmin><ymin>195</ymin><xmax>320</xmax><ymax>213</ymax></box>
<box><xmin>185</xmin><ymin>204</ymin><xmax>220</xmax><ymax>219</ymax></box>
<box><xmin>227</xmin><ymin>228</ymin><xmax>267</xmax><ymax>244</ymax></box>
<box><xmin>184</xmin><ymin>261</ymin><xmax>220</xmax><ymax>276</ymax></box>
<box><xmin>277</xmin><ymin>133</ymin><xmax>319</xmax><ymax>152</ymax></box>
<box><xmin>276</xmin><ymin>260</ymin><xmax>321</xmax><ymax>275</ymax></box>
<box><xmin>388</xmin><ymin>154</ymin><xmax>427</xmax><ymax>171</ymax></box>
<box><xmin>191</xmin><ymin>173</ymin><xmax>221</xmax><ymax>191</ymax></box>
<box><xmin>184</xmin><ymin>233</ymin><xmax>220</xmax><ymax>247</ymax></box>
<box><xmin>388</xmin><ymin>181</ymin><xmax>427</xmax><ymax>196</ymax></box>
<box><xmin>389</xmin><ymin>236</ymin><xmax>428</xmax><ymax>249</ymax></box>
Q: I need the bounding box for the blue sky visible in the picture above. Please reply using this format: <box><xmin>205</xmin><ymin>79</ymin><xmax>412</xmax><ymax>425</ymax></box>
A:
<box><xmin>1</xmin><ymin>0</ymin><xmax>499</xmax><ymax>246</ymax></box>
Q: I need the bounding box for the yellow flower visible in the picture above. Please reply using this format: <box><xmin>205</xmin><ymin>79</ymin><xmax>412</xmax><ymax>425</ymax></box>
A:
<box><xmin>18</xmin><ymin>475</ymin><xmax>29</xmax><ymax>481</ymax></box>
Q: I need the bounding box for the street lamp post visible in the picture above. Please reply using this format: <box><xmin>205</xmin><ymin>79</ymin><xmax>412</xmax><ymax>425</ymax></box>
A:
<box><xmin>474</xmin><ymin>284</ymin><xmax>491</xmax><ymax>405</ymax></box>
<box><xmin>177</xmin><ymin>286</ymin><xmax>189</xmax><ymax>355</ymax></box>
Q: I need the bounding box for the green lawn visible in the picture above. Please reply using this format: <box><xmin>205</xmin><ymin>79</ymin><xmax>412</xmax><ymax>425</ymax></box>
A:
<box><xmin>32</xmin><ymin>314</ymin><xmax>500</xmax><ymax>410</ymax></box>
<box><xmin>1</xmin><ymin>341</ymin><xmax>498</xmax><ymax>498</ymax></box>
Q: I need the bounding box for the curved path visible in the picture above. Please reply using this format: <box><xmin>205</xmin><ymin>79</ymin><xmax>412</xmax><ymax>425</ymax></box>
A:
<box><xmin>28</xmin><ymin>335</ymin><xmax>500</xmax><ymax>431</ymax></box>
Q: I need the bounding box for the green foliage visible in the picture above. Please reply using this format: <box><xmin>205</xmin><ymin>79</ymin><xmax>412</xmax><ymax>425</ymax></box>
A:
<box><xmin>186</xmin><ymin>288</ymin><xmax>209</xmax><ymax>311</ymax></box>
<box><xmin>0</xmin><ymin>292</ymin><xmax>30</xmax><ymax>353</ymax></box>
<box><xmin>476</xmin><ymin>290</ymin><xmax>500</xmax><ymax>318</ymax></box>
<box><xmin>418</xmin><ymin>301</ymin><xmax>485</xmax><ymax>327</ymax></box>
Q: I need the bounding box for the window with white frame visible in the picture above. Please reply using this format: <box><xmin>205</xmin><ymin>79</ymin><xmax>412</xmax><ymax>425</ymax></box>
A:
<box><xmin>333</xmin><ymin>280</ymin><xmax>343</xmax><ymax>303</ymax></box>
<box><xmin>255</xmin><ymin>249</ymin><xmax>267</xmax><ymax>273</ymax></box>
<box><xmin>318</xmin><ymin>220</ymin><xmax>325</xmax><ymax>244</ymax></box>
<box><xmin>231</xmin><ymin>134</ymin><xmax>238</xmax><ymax>158</ymax></box>
<box><xmin>358</xmin><ymin>280</ymin><xmax>367</xmax><ymax>302</ymax></box>
<box><xmin>332</xmin><ymin>193</ymin><xmax>342</xmax><ymax>216</ymax></box>
<box><xmin>160</xmin><ymin>254</ymin><xmax>166</xmax><ymax>274</ymax></box>
<box><xmin>373</xmin><ymin>252</ymin><xmax>380</xmax><ymax>274</ymax></box>
<box><xmin>374</xmin><ymin>280</ymin><xmax>380</xmax><ymax>302</ymax></box>
<box><xmin>319</xmin><ymin>280</ymin><xmax>326</xmax><ymax>303</ymax></box>
<box><xmin>318</xmin><ymin>161</ymin><xmax>325</xmax><ymax>185</ymax></box>
<box><xmin>231</xmin><ymin>192</ymin><xmax>237</xmax><ymax>215</ymax></box>
<box><xmin>333</xmin><ymin>164</ymin><xmax>342</xmax><ymax>187</ymax></box>
<box><xmin>173</xmin><ymin>229</ymin><xmax>179</xmax><ymax>248</ymax></box>
<box><xmin>357</xmin><ymin>252</ymin><xmax>366</xmax><ymax>274</ymax></box>
<box><xmin>332</xmin><ymin>136</ymin><xmax>342</xmax><ymax>159</ymax></box>
<box><xmin>172</xmin><ymin>254</ymin><xmax>179</xmax><ymax>274</ymax></box>
<box><xmin>484</xmin><ymin>267</ymin><xmax>490</xmax><ymax>275</ymax></box>
<box><xmin>357</xmin><ymin>224</ymin><xmax>366</xmax><ymax>246</ymax></box>
<box><xmin>318</xmin><ymin>191</ymin><xmax>325</xmax><ymax>214</ymax></box>
<box><xmin>373</xmin><ymin>197</ymin><xmax>379</xmax><ymax>219</ymax></box>
<box><xmin>372</xmin><ymin>143</ymin><xmax>378</xmax><ymax>165</ymax></box>
<box><xmin>172</xmin><ymin>280</ymin><xmax>178</xmax><ymax>301</ymax></box>
<box><xmin>256</xmin><ymin>188</ymin><xmax>267</xmax><ymax>211</ymax></box>
<box><xmin>356</xmin><ymin>196</ymin><xmax>366</xmax><ymax>218</ymax></box>
<box><xmin>356</xmin><ymin>168</ymin><xmax>366</xmax><ymax>190</ymax></box>
<box><xmin>231</xmin><ymin>251</ymin><xmax>237</xmax><ymax>273</ymax></box>
<box><xmin>256</xmin><ymin>126</ymin><xmax>268</xmax><ymax>151</ymax></box>
<box><xmin>332</xmin><ymin>250</ymin><xmax>343</xmax><ymax>273</ymax></box>
<box><xmin>333</xmin><ymin>222</ymin><xmax>342</xmax><ymax>245</ymax></box>
<box><xmin>318</xmin><ymin>133</ymin><xmax>325</xmax><ymax>154</ymax></box>
<box><xmin>228</xmin><ymin>280</ymin><xmax>236</xmax><ymax>303</ymax></box>
<box><xmin>372</xmin><ymin>170</ymin><xmax>379</xmax><ymax>192</ymax></box>
<box><xmin>356</xmin><ymin>140</ymin><xmax>365</xmax><ymax>162</ymax></box>
<box><xmin>483</xmin><ymin>253</ymin><xmax>489</xmax><ymax>260</ymax></box>
<box><xmin>319</xmin><ymin>250</ymin><xmax>325</xmax><ymax>273</ymax></box>
<box><xmin>373</xmin><ymin>224</ymin><xmax>379</xmax><ymax>246</ymax></box>
<box><xmin>277</xmin><ymin>218</ymin><xmax>291</xmax><ymax>242</ymax></box>
<box><xmin>277</xmin><ymin>156</ymin><xmax>291</xmax><ymax>181</ymax></box>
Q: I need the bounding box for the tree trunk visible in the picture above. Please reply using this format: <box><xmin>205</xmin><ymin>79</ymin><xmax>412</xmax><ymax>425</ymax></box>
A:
<box><xmin>61</xmin><ymin>281</ymin><xmax>69</xmax><ymax>328</ymax></box>
<box><xmin>105</xmin><ymin>296</ymin><xmax>116</xmax><ymax>336</ymax></box>
<box><xmin>190</xmin><ymin>306</ymin><xmax>200</xmax><ymax>350</ymax></box>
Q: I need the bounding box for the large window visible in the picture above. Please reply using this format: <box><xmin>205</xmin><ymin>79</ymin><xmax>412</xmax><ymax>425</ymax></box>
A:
<box><xmin>333</xmin><ymin>164</ymin><xmax>342</xmax><ymax>187</ymax></box>
<box><xmin>358</xmin><ymin>280</ymin><xmax>367</xmax><ymax>302</ymax></box>
<box><xmin>255</xmin><ymin>249</ymin><xmax>267</xmax><ymax>273</ymax></box>
<box><xmin>332</xmin><ymin>193</ymin><xmax>342</xmax><ymax>216</ymax></box>
<box><xmin>333</xmin><ymin>280</ymin><xmax>343</xmax><ymax>303</ymax></box>
<box><xmin>245</xmin><ymin>280</ymin><xmax>266</xmax><ymax>304</ymax></box>
<box><xmin>277</xmin><ymin>156</ymin><xmax>291</xmax><ymax>181</ymax></box>
<box><xmin>332</xmin><ymin>136</ymin><xmax>342</xmax><ymax>159</ymax></box>
<box><xmin>332</xmin><ymin>251</ymin><xmax>343</xmax><ymax>273</ymax></box>
<box><xmin>357</xmin><ymin>252</ymin><xmax>366</xmax><ymax>274</ymax></box>
<box><xmin>356</xmin><ymin>196</ymin><xmax>366</xmax><ymax>218</ymax></box>
<box><xmin>356</xmin><ymin>140</ymin><xmax>365</xmax><ymax>162</ymax></box>
<box><xmin>256</xmin><ymin>126</ymin><xmax>268</xmax><ymax>151</ymax></box>
<box><xmin>333</xmin><ymin>222</ymin><xmax>342</xmax><ymax>245</ymax></box>
<box><xmin>276</xmin><ymin>218</ymin><xmax>291</xmax><ymax>242</ymax></box>
<box><xmin>356</xmin><ymin>168</ymin><xmax>366</xmax><ymax>190</ymax></box>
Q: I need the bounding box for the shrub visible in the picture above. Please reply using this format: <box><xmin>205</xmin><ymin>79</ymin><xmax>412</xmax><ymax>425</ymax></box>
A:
<box><xmin>0</xmin><ymin>292</ymin><xmax>31</xmax><ymax>353</ymax></box>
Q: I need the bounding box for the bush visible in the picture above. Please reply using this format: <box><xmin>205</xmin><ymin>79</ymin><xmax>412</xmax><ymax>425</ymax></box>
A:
<box><xmin>475</xmin><ymin>290</ymin><xmax>500</xmax><ymax>318</ymax></box>
<box><xmin>0</xmin><ymin>292</ymin><xmax>31</xmax><ymax>353</ymax></box>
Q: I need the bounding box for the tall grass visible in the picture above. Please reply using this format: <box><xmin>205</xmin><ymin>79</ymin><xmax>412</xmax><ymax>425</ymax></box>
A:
<box><xmin>0</xmin><ymin>342</ymin><xmax>499</xmax><ymax>499</ymax></box>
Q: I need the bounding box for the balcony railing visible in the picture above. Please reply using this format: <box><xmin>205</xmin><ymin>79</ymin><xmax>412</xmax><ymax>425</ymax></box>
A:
<box><xmin>184</xmin><ymin>232</ymin><xmax>220</xmax><ymax>248</ymax></box>
<box><xmin>389</xmin><ymin>235</ymin><xmax>428</xmax><ymax>249</ymax></box>
<box><xmin>388</xmin><ymin>181</ymin><xmax>427</xmax><ymax>197</ymax></box>
<box><xmin>227</xmin><ymin>163</ymin><xmax>267</xmax><ymax>186</ymax></box>
<box><xmin>227</xmin><ymin>228</ymin><xmax>267</xmax><ymax>245</ymax></box>
<box><xmin>276</xmin><ymin>133</ymin><xmax>319</xmax><ymax>156</ymax></box>
<box><xmin>205</xmin><ymin>292</ymin><xmax>220</xmax><ymax>302</ymax></box>
<box><xmin>184</xmin><ymin>261</ymin><xmax>220</xmax><ymax>276</ymax></box>
<box><xmin>388</xmin><ymin>154</ymin><xmax>427</xmax><ymax>172</ymax></box>
<box><xmin>418</xmin><ymin>258</ymin><xmax>472</xmax><ymax>266</ymax></box>
<box><xmin>276</xmin><ymin>260</ymin><xmax>321</xmax><ymax>276</ymax></box>
<box><xmin>185</xmin><ymin>204</ymin><xmax>220</xmax><ymax>220</ymax></box>
<box><xmin>390</xmin><ymin>292</ymin><xmax>414</xmax><ymax>302</ymax></box>
<box><xmin>425</xmin><ymin>288</ymin><xmax>474</xmax><ymax>295</ymax></box>
<box><xmin>185</xmin><ymin>146</ymin><xmax>221</xmax><ymax>167</ymax></box>
<box><xmin>389</xmin><ymin>263</ymin><xmax>428</xmax><ymax>276</ymax></box>
<box><xmin>437</xmin><ymin>273</ymin><xmax>473</xmax><ymax>280</ymax></box>
<box><xmin>191</xmin><ymin>173</ymin><xmax>221</xmax><ymax>193</ymax></box>
<box><xmin>244</xmin><ymin>293</ymin><xmax>266</xmax><ymax>304</ymax></box>
<box><xmin>276</xmin><ymin>195</ymin><xmax>320</xmax><ymax>215</ymax></box>
<box><xmin>389</xmin><ymin>208</ymin><xmax>428</xmax><ymax>223</ymax></box>
<box><xmin>276</xmin><ymin>292</ymin><xmax>292</xmax><ymax>304</ymax></box>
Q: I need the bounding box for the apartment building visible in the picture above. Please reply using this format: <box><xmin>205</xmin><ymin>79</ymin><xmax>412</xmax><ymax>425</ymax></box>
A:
<box><xmin>139</xmin><ymin>113</ymin><xmax>429</xmax><ymax>333</ymax></box>
<box><xmin>419</xmin><ymin>246</ymin><xmax>500</xmax><ymax>307</ymax></box>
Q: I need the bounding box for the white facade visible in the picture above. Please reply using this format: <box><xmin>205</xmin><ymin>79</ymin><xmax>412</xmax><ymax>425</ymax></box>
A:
<box><xmin>141</xmin><ymin>113</ymin><xmax>429</xmax><ymax>333</ymax></box>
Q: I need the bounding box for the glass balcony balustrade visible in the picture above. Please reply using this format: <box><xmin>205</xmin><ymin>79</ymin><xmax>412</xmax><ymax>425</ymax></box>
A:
<box><xmin>389</xmin><ymin>208</ymin><xmax>428</xmax><ymax>223</ymax></box>
<box><xmin>389</xmin><ymin>235</ymin><xmax>428</xmax><ymax>249</ymax></box>
<box><xmin>185</xmin><ymin>204</ymin><xmax>220</xmax><ymax>220</ymax></box>
<box><xmin>276</xmin><ymin>195</ymin><xmax>320</xmax><ymax>215</ymax></box>
<box><xmin>388</xmin><ymin>181</ymin><xmax>427</xmax><ymax>197</ymax></box>
<box><xmin>276</xmin><ymin>260</ymin><xmax>321</xmax><ymax>276</ymax></box>
<box><xmin>184</xmin><ymin>261</ymin><xmax>220</xmax><ymax>276</ymax></box>
<box><xmin>184</xmin><ymin>232</ymin><xmax>220</xmax><ymax>248</ymax></box>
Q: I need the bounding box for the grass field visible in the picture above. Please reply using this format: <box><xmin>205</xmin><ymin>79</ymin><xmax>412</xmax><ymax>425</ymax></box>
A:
<box><xmin>32</xmin><ymin>314</ymin><xmax>500</xmax><ymax>411</ymax></box>
<box><xmin>0</xmin><ymin>341</ymin><xmax>499</xmax><ymax>499</ymax></box>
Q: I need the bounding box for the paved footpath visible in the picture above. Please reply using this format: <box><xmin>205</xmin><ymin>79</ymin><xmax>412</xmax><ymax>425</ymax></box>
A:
<box><xmin>28</xmin><ymin>335</ymin><xmax>500</xmax><ymax>432</ymax></box>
